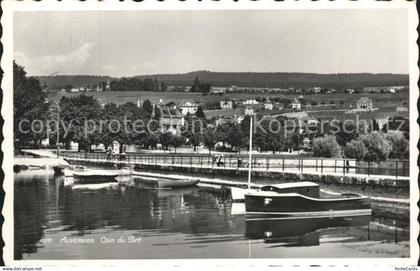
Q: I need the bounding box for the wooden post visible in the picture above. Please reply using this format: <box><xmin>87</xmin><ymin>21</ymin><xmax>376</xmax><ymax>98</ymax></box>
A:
<box><xmin>282</xmin><ymin>158</ymin><xmax>285</xmax><ymax>172</ymax></box>
<box><xmin>321</xmin><ymin>159</ymin><xmax>323</xmax><ymax>174</ymax></box>
<box><xmin>266</xmin><ymin>157</ymin><xmax>269</xmax><ymax>171</ymax></box>
<box><xmin>395</xmin><ymin>161</ymin><xmax>398</xmax><ymax>179</ymax></box>
<box><xmin>343</xmin><ymin>159</ymin><xmax>345</xmax><ymax>175</ymax></box>
<box><xmin>368</xmin><ymin>161</ymin><xmax>370</xmax><ymax>176</ymax></box>
<box><xmin>190</xmin><ymin>156</ymin><xmax>192</xmax><ymax>166</ymax></box>
<box><xmin>334</xmin><ymin>159</ymin><xmax>337</xmax><ymax>173</ymax></box>
<box><xmin>316</xmin><ymin>159</ymin><xmax>318</xmax><ymax>172</ymax></box>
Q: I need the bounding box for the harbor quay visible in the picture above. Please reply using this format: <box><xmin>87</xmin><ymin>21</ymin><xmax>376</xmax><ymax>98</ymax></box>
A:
<box><xmin>59</xmin><ymin>151</ymin><xmax>410</xmax><ymax>220</ymax></box>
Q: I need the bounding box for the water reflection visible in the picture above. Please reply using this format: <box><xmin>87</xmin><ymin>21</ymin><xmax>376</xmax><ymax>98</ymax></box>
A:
<box><xmin>245</xmin><ymin>216</ymin><xmax>371</xmax><ymax>246</ymax></box>
<box><xmin>14</xmin><ymin>172</ymin><xmax>409</xmax><ymax>259</ymax></box>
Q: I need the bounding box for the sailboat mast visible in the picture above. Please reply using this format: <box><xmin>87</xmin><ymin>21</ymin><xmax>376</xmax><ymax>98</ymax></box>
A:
<box><xmin>247</xmin><ymin>114</ymin><xmax>253</xmax><ymax>189</ymax></box>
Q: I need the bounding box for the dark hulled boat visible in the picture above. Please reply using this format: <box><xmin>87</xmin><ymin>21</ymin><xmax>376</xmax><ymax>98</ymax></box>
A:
<box><xmin>245</xmin><ymin>181</ymin><xmax>371</xmax><ymax>218</ymax></box>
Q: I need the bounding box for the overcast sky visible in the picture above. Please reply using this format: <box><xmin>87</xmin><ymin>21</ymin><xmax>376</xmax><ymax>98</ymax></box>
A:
<box><xmin>14</xmin><ymin>10</ymin><xmax>408</xmax><ymax>77</ymax></box>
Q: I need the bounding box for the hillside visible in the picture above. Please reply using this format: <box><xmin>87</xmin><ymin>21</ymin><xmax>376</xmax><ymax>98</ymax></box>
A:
<box><xmin>36</xmin><ymin>75</ymin><xmax>116</xmax><ymax>89</ymax></box>
<box><xmin>134</xmin><ymin>71</ymin><xmax>409</xmax><ymax>89</ymax></box>
<box><xmin>37</xmin><ymin>71</ymin><xmax>409</xmax><ymax>89</ymax></box>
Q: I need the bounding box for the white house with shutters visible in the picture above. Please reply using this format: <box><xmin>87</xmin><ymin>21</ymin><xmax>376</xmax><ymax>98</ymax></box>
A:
<box><xmin>220</xmin><ymin>100</ymin><xmax>233</xmax><ymax>110</ymax></box>
<box><xmin>179</xmin><ymin>101</ymin><xmax>199</xmax><ymax>115</ymax></box>
<box><xmin>356</xmin><ymin>97</ymin><xmax>373</xmax><ymax>111</ymax></box>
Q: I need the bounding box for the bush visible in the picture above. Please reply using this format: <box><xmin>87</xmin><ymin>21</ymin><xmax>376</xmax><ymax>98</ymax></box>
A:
<box><xmin>344</xmin><ymin>139</ymin><xmax>366</xmax><ymax>160</ymax></box>
<box><xmin>385</xmin><ymin>131</ymin><xmax>409</xmax><ymax>159</ymax></box>
<box><xmin>312</xmin><ymin>135</ymin><xmax>341</xmax><ymax>158</ymax></box>
<box><xmin>359</xmin><ymin>132</ymin><xmax>391</xmax><ymax>163</ymax></box>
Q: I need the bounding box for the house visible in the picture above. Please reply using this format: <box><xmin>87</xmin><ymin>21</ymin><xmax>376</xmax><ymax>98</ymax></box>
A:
<box><xmin>243</xmin><ymin>99</ymin><xmax>259</xmax><ymax>105</ymax></box>
<box><xmin>179</xmin><ymin>101</ymin><xmax>198</xmax><ymax>115</ymax></box>
<box><xmin>210</xmin><ymin>88</ymin><xmax>226</xmax><ymax>95</ymax></box>
<box><xmin>345</xmin><ymin>88</ymin><xmax>356</xmax><ymax>94</ymax></box>
<box><xmin>159</xmin><ymin>106</ymin><xmax>185</xmax><ymax>134</ymax></box>
<box><xmin>228</xmin><ymin>85</ymin><xmax>238</xmax><ymax>92</ymax></box>
<box><xmin>396</xmin><ymin>106</ymin><xmax>408</xmax><ymax>112</ymax></box>
<box><xmin>70</xmin><ymin>88</ymin><xmax>79</xmax><ymax>93</ymax></box>
<box><xmin>112</xmin><ymin>140</ymin><xmax>120</xmax><ymax>154</ymax></box>
<box><xmin>220</xmin><ymin>100</ymin><xmax>233</xmax><ymax>110</ymax></box>
<box><xmin>263</xmin><ymin>102</ymin><xmax>274</xmax><ymax>111</ymax></box>
<box><xmin>356</xmin><ymin>97</ymin><xmax>373</xmax><ymax>111</ymax></box>
<box><xmin>312</xmin><ymin>87</ymin><xmax>322</xmax><ymax>94</ymax></box>
<box><xmin>302</xmin><ymin>137</ymin><xmax>311</xmax><ymax>149</ymax></box>
<box><xmin>105</xmin><ymin>80</ymin><xmax>111</xmax><ymax>91</ymax></box>
<box><xmin>244</xmin><ymin>107</ymin><xmax>255</xmax><ymax>115</ymax></box>
<box><xmin>291</xmin><ymin>98</ymin><xmax>301</xmax><ymax>110</ymax></box>
<box><xmin>68</xmin><ymin>141</ymin><xmax>79</xmax><ymax>151</ymax></box>
<box><xmin>40</xmin><ymin>138</ymin><xmax>50</xmax><ymax>147</ymax></box>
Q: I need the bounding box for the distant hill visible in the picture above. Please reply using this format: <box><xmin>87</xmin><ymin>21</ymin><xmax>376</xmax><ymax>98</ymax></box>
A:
<box><xmin>37</xmin><ymin>71</ymin><xmax>409</xmax><ymax>90</ymax></box>
<box><xmin>134</xmin><ymin>71</ymin><xmax>409</xmax><ymax>89</ymax></box>
<box><xmin>36</xmin><ymin>75</ymin><xmax>116</xmax><ymax>89</ymax></box>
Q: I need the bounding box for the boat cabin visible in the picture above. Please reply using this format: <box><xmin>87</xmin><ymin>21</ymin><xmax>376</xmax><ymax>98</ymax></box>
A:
<box><xmin>260</xmin><ymin>181</ymin><xmax>320</xmax><ymax>198</ymax></box>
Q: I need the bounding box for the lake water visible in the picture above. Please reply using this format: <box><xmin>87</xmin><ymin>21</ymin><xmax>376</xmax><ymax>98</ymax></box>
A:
<box><xmin>14</xmin><ymin>171</ymin><xmax>410</xmax><ymax>260</ymax></box>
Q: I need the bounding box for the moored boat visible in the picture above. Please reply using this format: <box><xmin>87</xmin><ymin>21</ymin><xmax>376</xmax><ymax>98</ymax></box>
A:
<box><xmin>158</xmin><ymin>178</ymin><xmax>200</xmax><ymax>188</ymax></box>
<box><xmin>230</xmin><ymin>186</ymin><xmax>257</xmax><ymax>202</ymax></box>
<box><xmin>65</xmin><ymin>167</ymin><xmax>131</xmax><ymax>184</ymax></box>
<box><xmin>245</xmin><ymin>181</ymin><xmax>371</xmax><ymax>218</ymax></box>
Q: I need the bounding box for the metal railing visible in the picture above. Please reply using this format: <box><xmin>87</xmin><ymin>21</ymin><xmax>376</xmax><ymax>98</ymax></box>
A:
<box><xmin>60</xmin><ymin>151</ymin><xmax>409</xmax><ymax>178</ymax></box>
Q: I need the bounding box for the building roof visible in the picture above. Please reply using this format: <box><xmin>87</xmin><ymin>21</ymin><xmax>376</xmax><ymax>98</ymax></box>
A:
<box><xmin>357</xmin><ymin>97</ymin><xmax>372</xmax><ymax>103</ymax></box>
<box><xmin>180</xmin><ymin>101</ymin><xmax>198</xmax><ymax>107</ymax></box>
<box><xmin>160</xmin><ymin>106</ymin><xmax>184</xmax><ymax>118</ymax></box>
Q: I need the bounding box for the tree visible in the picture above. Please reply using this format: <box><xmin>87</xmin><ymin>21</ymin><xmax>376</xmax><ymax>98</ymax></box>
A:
<box><xmin>312</xmin><ymin>135</ymin><xmax>341</xmax><ymax>158</ymax></box>
<box><xmin>359</xmin><ymin>132</ymin><xmax>391</xmax><ymax>163</ymax></box>
<box><xmin>188</xmin><ymin>133</ymin><xmax>202</xmax><ymax>152</ymax></box>
<box><xmin>142</xmin><ymin>99</ymin><xmax>153</xmax><ymax>115</ymax></box>
<box><xmin>203</xmin><ymin>129</ymin><xmax>217</xmax><ymax>154</ymax></box>
<box><xmin>59</xmin><ymin>94</ymin><xmax>102</xmax><ymax>151</ymax></box>
<box><xmin>173</xmin><ymin>135</ymin><xmax>186</xmax><ymax>153</ymax></box>
<box><xmin>64</xmin><ymin>84</ymin><xmax>73</xmax><ymax>92</ymax></box>
<box><xmin>344</xmin><ymin>139</ymin><xmax>366</xmax><ymax>160</ymax></box>
<box><xmin>154</xmin><ymin>78</ymin><xmax>159</xmax><ymax>92</ymax></box>
<box><xmin>159</xmin><ymin>132</ymin><xmax>174</xmax><ymax>151</ymax></box>
<box><xmin>385</xmin><ymin>116</ymin><xmax>409</xmax><ymax>137</ymax></box>
<box><xmin>385</xmin><ymin>131</ymin><xmax>409</xmax><ymax>159</ymax></box>
<box><xmin>191</xmin><ymin>76</ymin><xmax>201</xmax><ymax>92</ymax></box>
<box><xmin>370</xmin><ymin>118</ymin><xmax>380</xmax><ymax>132</ymax></box>
<box><xmin>195</xmin><ymin>106</ymin><xmax>206</xmax><ymax>119</ymax></box>
<box><xmin>334</xmin><ymin>121</ymin><xmax>361</xmax><ymax>147</ymax></box>
<box><xmin>13</xmin><ymin>61</ymin><xmax>49</xmax><ymax>149</ymax></box>
<box><xmin>160</xmin><ymin>81</ymin><xmax>167</xmax><ymax>92</ymax></box>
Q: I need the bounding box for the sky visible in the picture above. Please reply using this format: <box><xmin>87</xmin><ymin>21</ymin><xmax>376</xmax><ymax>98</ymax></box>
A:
<box><xmin>14</xmin><ymin>10</ymin><xmax>409</xmax><ymax>77</ymax></box>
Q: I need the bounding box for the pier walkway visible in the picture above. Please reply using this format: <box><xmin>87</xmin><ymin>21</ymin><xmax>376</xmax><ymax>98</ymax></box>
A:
<box><xmin>61</xmin><ymin>151</ymin><xmax>409</xmax><ymax>182</ymax></box>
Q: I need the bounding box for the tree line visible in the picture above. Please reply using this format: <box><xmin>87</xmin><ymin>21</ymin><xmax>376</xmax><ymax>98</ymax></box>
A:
<box><xmin>14</xmin><ymin>61</ymin><xmax>409</xmax><ymax>163</ymax></box>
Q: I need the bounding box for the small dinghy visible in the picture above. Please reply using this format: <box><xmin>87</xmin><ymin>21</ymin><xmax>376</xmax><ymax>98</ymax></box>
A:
<box><xmin>66</xmin><ymin>166</ymin><xmax>130</xmax><ymax>184</ymax></box>
<box><xmin>245</xmin><ymin>181</ymin><xmax>371</xmax><ymax>218</ymax></box>
<box><xmin>158</xmin><ymin>178</ymin><xmax>200</xmax><ymax>189</ymax></box>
